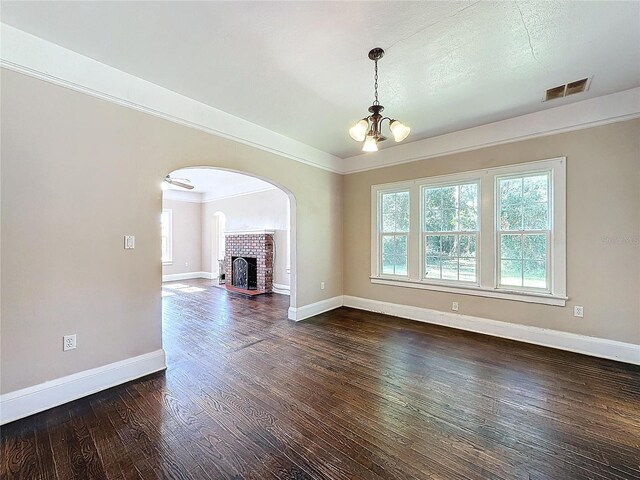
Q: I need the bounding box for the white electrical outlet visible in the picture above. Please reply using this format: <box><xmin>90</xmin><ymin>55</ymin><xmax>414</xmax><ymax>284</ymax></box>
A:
<box><xmin>452</xmin><ymin>302</ymin><xmax>459</xmax><ymax>312</ymax></box>
<box><xmin>320</xmin><ymin>282</ymin><xmax>325</xmax><ymax>290</ymax></box>
<box><xmin>124</xmin><ymin>235</ymin><xmax>135</xmax><ymax>249</ymax></box>
<box><xmin>63</xmin><ymin>334</ymin><xmax>77</xmax><ymax>351</ymax></box>
<box><xmin>574</xmin><ymin>306</ymin><xmax>584</xmax><ymax>318</ymax></box>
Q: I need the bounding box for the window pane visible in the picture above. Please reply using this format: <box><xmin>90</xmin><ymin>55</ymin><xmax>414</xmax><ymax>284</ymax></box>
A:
<box><xmin>425</xmin><ymin>209</ymin><xmax>441</xmax><ymax>232</ymax></box>
<box><xmin>426</xmin><ymin>235</ymin><xmax>440</xmax><ymax>255</ymax></box>
<box><xmin>425</xmin><ymin>256</ymin><xmax>441</xmax><ymax>278</ymax></box>
<box><xmin>501</xmin><ymin>234</ymin><xmax>522</xmax><ymax>260</ymax></box>
<box><xmin>523</xmin><ymin>175</ymin><xmax>548</xmax><ymax>203</ymax></box>
<box><xmin>523</xmin><ymin>260</ymin><xmax>546</xmax><ymax>288</ymax></box>
<box><xmin>395</xmin><ymin>253</ymin><xmax>408</xmax><ymax>276</ymax></box>
<box><xmin>441</xmin><ymin>186</ymin><xmax>457</xmax><ymax>209</ymax></box>
<box><xmin>459</xmin><ymin>235</ymin><xmax>476</xmax><ymax>258</ymax></box>
<box><xmin>382</xmin><ymin>213</ymin><xmax>395</xmax><ymax>233</ymax></box>
<box><xmin>381</xmin><ymin>191</ymin><xmax>409</xmax><ymax>233</ymax></box>
<box><xmin>440</xmin><ymin>235</ymin><xmax>457</xmax><ymax>256</ymax></box>
<box><xmin>441</xmin><ymin>259</ymin><xmax>458</xmax><ymax>280</ymax></box>
<box><xmin>500</xmin><ymin>178</ymin><xmax>522</xmax><ymax>205</ymax></box>
<box><xmin>458</xmin><ymin>207</ymin><xmax>478</xmax><ymax>231</ymax></box>
<box><xmin>500</xmin><ymin>205</ymin><xmax>522</xmax><ymax>231</ymax></box>
<box><xmin>382</xmin><ymin>235</ymin><xmax>407</xmax><ymax>276</ymax></box>
<box><xmin>442</xmin><ymin>209</ymin><xmax>457</xmax><ymax>231</ymax></box>
<box><xmin>382</xmin><ymin>257</ymin><xmax>395</xmax><ymax>274</ymax></box>
<box><xmin>523</xmin><ymin>203</ymin><xmax>548</xmax><ymax>230</ymax></box>
<box><xmin>382</xmin><ymin>193</ymin><xmax>395</xmax><ymax>214</ymax></box>
<box><xmin>459</xmin><ymin>258</ymin><xmax>476</xmax><ymax>282</ymax></box>
<box><xmin>523</xmin><ymin>234</ymin><xmax>546</xmax><ymax>260</ymax></box>
<box><xmin>394</xmin><ymin>235</ymin><xmax>407</xmax><ymax>256</ymax></box>
<box><xmin>459</xmin><ymin>183</ymin><xmax>478</xmax><ymax>208</ymax></box>
<box><xmin>501</xmin><ymin>260</ymin><xmax>522</xmax><ymax>286</ymax></box>
<box><xmin>396</xmin><ymin>192</ymin><xmax>410</xmax><ymax>232</ymax></box>
<box><xmin>425</xmin><ymin>187</ymin><xmax>442</xmax><ymax>209</ymax></box>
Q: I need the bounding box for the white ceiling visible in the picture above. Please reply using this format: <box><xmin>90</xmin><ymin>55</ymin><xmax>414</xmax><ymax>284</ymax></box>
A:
<box><xmin>2</xmin><ymin>1</ymin><xmax>639</xmax><ymax>158</ymax></box>
<box><xmin>166</xmin><ymin>168</ymin><xmax>275</xmax><ymax>201</ymax></box>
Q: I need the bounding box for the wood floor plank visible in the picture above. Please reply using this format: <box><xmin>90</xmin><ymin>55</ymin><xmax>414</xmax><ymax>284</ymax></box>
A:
<box><xmin>2</xmin><ymin>278</ymin><xmax>639</xmax><ymax>479</ymax></box>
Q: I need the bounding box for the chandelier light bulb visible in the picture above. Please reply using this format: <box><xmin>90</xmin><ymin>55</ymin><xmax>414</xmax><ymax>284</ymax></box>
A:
<box><xmin>362</xmin><ymin>133</ymin><xmax>379</xmax><ymax>152</ymax></box>
<box><xmin>389</xmin><ymin>120</ymin><xmax>411</xmax><ymax>142</ymax></box>
<box><xmin>349</xmin><ymin>119</ymin><xmax>369</xmax><ymax>142</ymax></box>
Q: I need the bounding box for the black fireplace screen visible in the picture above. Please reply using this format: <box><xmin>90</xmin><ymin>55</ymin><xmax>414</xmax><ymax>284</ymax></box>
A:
<box><xmin>231</xmin><ymin>256</ymin><xmax>257</xmax><ymax>290</ymax></box>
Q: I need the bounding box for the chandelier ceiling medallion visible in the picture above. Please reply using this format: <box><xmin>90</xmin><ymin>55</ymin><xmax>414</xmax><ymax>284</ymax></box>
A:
<box><xmin>349</xmin><ymin>47</ymin><xmax>410</xmax><ymax>152</ymax></box>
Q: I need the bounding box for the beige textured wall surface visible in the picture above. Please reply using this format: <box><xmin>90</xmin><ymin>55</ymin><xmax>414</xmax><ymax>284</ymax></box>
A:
<box><xmin>161</xmin><ymin>199</ymin><xmax>202</xmax><ymax>276</ymax></box>
<box><xmin>200</xmin><ymin>188</ymin><xmax>290</xmax><ymax>286</ymax></box>
<box><xmin>0</xmin><ymin>69</ymin><xmax>343</xmax><ymax>393</ymax></box>
<box><xmin>344</xmin><ymin>120</ymin><xmax>640</xmax><ymax>344</ymax></box>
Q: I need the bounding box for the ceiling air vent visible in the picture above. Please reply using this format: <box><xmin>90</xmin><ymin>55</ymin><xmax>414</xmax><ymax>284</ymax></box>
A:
<box><xmin>544</xmin><ymin>78</ymin><xmax>590</xmax><ymax>101</ymax></box>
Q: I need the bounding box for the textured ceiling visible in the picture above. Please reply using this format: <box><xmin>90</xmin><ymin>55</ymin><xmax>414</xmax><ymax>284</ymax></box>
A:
<box><xmin>2</xmin><ymin>1</ymin><xmax>639</xmax><ymax>158</ymax></box>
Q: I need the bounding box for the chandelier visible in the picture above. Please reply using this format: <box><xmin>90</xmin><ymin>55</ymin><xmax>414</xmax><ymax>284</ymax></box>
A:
<box><xmin>349</xmin><ymin>48</ymin><xmax>410</xmax><ymax>152</ymax></box>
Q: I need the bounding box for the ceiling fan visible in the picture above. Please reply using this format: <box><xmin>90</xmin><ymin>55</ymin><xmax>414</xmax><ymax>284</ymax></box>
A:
<box><xmin>164</xmin><ymin>175</ymin><xmax>194</xmax><ymax>190</ymax></box>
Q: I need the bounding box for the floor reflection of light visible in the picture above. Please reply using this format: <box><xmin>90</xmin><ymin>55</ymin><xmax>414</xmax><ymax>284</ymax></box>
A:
<box><xmin>163</xmin><ymin>283</ymin><xmax>190</xmax><ymax>289</ymax></box>
<box><xmin>161</xmin><ymin>291</ymin><xmax>176</xmax><ymax>297</ymax></box>
<box><xmin>181</xmin><ymin>287</ymin><xmax>206</xmax><ymax>293</ymax></box>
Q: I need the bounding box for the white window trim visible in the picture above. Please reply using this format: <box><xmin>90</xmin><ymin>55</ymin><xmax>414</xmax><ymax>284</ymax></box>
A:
<box><xmin>161</xmin><ymin>209</ymin><xmax>173</xmax><ymax>265</ymax></box>
<box><xmin>370</xmin><ymin>157</ymin><xmax>567</xmax><ymax>306</ymax></box>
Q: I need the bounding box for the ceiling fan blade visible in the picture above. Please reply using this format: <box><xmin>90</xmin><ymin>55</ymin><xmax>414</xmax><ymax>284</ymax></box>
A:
<box><xmin>168</xmin><ymin>179</ymin><xmax>194</xmax><ymax>190</ymax></box>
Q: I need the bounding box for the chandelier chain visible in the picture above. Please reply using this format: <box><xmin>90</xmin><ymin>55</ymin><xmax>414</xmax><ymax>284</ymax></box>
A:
<box><xmin>373</xmin><ymin>59</ymin><xmax>379</xmax><ymax>106</ymax></box>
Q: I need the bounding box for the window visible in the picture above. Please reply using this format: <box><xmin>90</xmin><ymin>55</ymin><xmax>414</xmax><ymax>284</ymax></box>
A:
<box><xmin>424</xmin><ymin>182</ymin><xmax>479</xmax><ymax>283</ymax></box>
<box><xmin>378</xmin><ymin>190</ymin><xmax>409</xmax><ymax>276</ymax></box>
<box><xmin>497</xmin><ymin>173</ymin><xmax>550</xmax><ymax>291</ymax></box>
<box><xmin>161</xmin><ymin>209</ymin><xmax>172</xmax><ymax>264</ymax></box>
<box><xmin>370</xmin><ymin>158</ymin><xmax>566</xmax><ymax>306</ymax></box>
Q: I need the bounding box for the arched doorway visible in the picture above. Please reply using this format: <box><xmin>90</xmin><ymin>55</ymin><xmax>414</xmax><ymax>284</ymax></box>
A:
<box><xmin>161</xmin><ymin>166</ymin><xmax>296</xmax><ymax>309</ymax></box>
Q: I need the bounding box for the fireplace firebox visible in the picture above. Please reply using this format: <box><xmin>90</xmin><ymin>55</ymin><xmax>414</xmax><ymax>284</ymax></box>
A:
<box><xmin>231</xmin><ymin>256</ymin><xmax>257</xmax><ymax>290</ymax></box>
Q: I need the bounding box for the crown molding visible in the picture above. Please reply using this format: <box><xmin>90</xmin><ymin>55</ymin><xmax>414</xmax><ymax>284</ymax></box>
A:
<box><xmin>0</xmin><ymin>24</ymin><xmax>343</xmax><ymax>174</ymax></box>
<box><xmin>342</xmin><ymin>87</ymin><xmax>640</xmax><ymax>174</ymax></box>
<box><xmin>2</xmin><ymin>24</ymin><xmax>638</xmax><ymax>177</ymax></box>
<box><xmin>225</xmin><ymin>229</ymin><xmax>275</xmax><ymax>236</ymax></box>
<box><xmin>201</xmin><ymin>185</ymin><xmax>277</xmax><ymax>204</ymax></box>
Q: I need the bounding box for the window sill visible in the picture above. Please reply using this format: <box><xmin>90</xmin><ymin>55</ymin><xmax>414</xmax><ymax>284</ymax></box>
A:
<box><xmin>370</xmin><ymin>276</ymin><xmax>567</xmax><ymax>306</ymax></box>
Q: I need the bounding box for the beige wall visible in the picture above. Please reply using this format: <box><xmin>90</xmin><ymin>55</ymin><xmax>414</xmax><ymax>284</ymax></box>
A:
<box><xmin>0</xmin><ymin>69</ymin><xmax>343</xmax><ymax>394</ymax></box>
<box><xmin>200</xmin><ymin>188</ymin><xmax>290</xmax><ymax>286</ymax></box>
<box><xmin>162</xmin><ymin>199</ymin><xmax>202</xmax><ymax>276</ymax></box>
<box><xmin>2</xmin><ymin>67</ymin><xmax>637</xmax><ymax>399</ymax></box>
<box><xmin>344</xmin><ymin>119</ymin><xmax>640</xmax><ymax>344</ymax></box>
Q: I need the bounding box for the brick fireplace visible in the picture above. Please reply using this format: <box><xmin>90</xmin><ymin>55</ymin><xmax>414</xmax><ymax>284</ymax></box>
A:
<box><xmin>225</xmin><ymin>230</ymin><xmax>274</xmax><ymax>295</ymax></box>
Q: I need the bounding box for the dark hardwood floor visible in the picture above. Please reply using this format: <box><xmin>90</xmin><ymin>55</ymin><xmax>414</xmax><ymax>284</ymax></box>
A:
<box><xmin>2</xmin><ymin>279</ymin><xmax>639</xmax><ymax>479</ymax></box>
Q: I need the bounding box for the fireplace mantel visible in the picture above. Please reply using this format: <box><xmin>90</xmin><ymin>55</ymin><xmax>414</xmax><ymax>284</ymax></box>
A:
<box><xmin>225</xmin><ymin>229</ymin><xmax>275</xmax><ymax>236</ymax></box>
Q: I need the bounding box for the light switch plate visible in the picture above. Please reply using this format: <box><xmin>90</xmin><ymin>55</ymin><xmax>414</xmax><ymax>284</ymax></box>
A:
<box><xmin>124</xmin><ymin>235</ymin><xmax>135</xmax><ymax>249</ymax></box>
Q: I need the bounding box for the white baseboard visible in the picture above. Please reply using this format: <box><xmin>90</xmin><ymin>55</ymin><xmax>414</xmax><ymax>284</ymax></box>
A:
<box><xmin>288</xmin><ymin>296</ymin><xmax>343</xmax><ymax>322</ymax></box>
<box><xmin>272</xmin><ymin>283</ymin><xmax>291</xmax><ymax>295</ymax></box>
<box><xmin>343</xmin><ymin>296</ymin><xmax>640</xmax><ymax>365</ymax></box>
<box><xmin>0</xmin><ymin>349</ymin><xmax>167</xmax><ymax>425</ymax></box>
<box><xmin>162</xmin><ymin>271</ymin><xmax>213</xmax><ymax>282</ymax></box>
